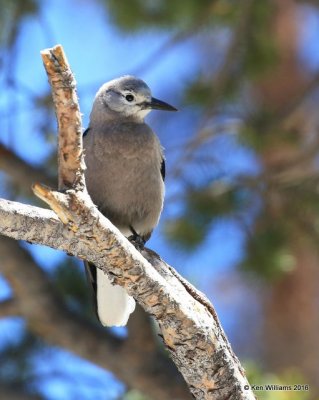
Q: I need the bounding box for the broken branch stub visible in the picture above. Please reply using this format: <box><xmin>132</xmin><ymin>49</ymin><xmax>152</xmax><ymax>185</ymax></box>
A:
<box><xmin>41</xmin><ymin>44</ymin><xmax>86</xmax><ymax>191</ymax></box>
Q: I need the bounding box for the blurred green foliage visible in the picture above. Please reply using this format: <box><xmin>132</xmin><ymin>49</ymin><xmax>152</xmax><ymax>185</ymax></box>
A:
<box><xmin>103</xmin><ymin>0</ymin><xmax>214</xmax><ymax>31</ymax></box>
<box><xmin>242</xmin><ymin>223</ymin><xmax>296</xmax><ymax>280</ymax></box>
<box><xmin>245</xmin><ymin>362</ymin><xmax>311</xmax><ymax>400</ymax></box>
<box><xmin>243</xmin><ymin>2</ymin><xmax>278</xmax><ymax>78</ymax></box>
<box><xmin>165</xmin><ymin>182</ymin><xmax>244</xmax><ymax>248</ymax></box>
<box><xmin>122</xmin><ymin>389</ymin><xmax>151</xmax><ymax>400</ymax></box>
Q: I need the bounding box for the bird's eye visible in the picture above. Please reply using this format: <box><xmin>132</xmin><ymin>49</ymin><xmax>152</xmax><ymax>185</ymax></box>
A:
<box><xmin>125</xmin><ymin>94</ymin><xmax>134</xmax><ymax>102</ymax></box>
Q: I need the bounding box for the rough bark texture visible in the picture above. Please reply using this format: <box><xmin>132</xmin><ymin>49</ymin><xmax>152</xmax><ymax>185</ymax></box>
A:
<box><xmin>0</xmin><ymin>194</ymin><xmax>254</xmax><ymax>399</ymax></box>
<box><xmin>0</xmin><ymin>45</ymin><xmax>255</xmax><ymax>399</ymax></box>
<box><xmin>0</xmin><ymin>235</ymin><xmax>189</xmax><ymax>400</ymax></box>
<box><xmin>41</xmin><ymin>45</ymin><xmax>85</xmax><ymax>191</ymax></box>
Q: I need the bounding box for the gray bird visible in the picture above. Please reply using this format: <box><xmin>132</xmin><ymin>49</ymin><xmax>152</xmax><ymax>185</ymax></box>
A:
<box><xmin>83</xmin><ymin>76</ymin><xmax>177</xmax><ymax>327</ymax></box>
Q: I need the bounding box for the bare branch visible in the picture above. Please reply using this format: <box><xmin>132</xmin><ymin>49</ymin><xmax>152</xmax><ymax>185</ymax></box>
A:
<box><xmin>126</xmin><ymin>305</ymin><xmax>158</xmax><ymax>355</ymax></box>
<box><xmin>0</xmin><ymin>387</ymin><xmax>43</xmax><ymax>400</ymax></box>
<box><xmin>0</xmin><ymin>196</ymin><xmax>254</xmax><ymax>399</ymax></box>
<box><xmin>41</xmin><ymin>45</ymin><xmax>85</xmax><ymax>190</ymax></box>
<box><xmin>0</xmin><ymin>237</ymin><xmax>189</xmax><ymax>400</ymax></box>
<box><xmin>0</xmin><ymin>297</ymin><xmax>21</xmax><ymax>317</ymax></box>
<box><xmin>0</xmin><ymin>143</ymin><xmax>56</xmax><ymax>192</ymax></box>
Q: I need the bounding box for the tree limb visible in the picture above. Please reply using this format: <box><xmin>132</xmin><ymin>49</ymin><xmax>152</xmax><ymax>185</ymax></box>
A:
<box><xmin>0</xmin><ymin>236</ymin><xmax>190</xmax><ymax>400</ymax></box>
<box><xmin>0</xmin><ymin>143</ymin><xmax>56</xmax><ymax>193</ymax></box>
<box><xmin>0</xmin><ymin>44</ymin><xmax>255</xmax><ymax>399</ymax></box>
<box><xmin>0</xmin><ymin>297</ymin><xmax>21</xmax><ymax>317</ymax></box>
<box><xmin>0</xmin><ymin>194</ymin><xmax>253</xmax><ymax>399</ymax></box>
<box><xmin>41</xmin><ymin>45</ymin><xmax>85</xmax><ymax>191</ymax></box>
<box><xmin>0</xmin><ymin>386</ymin><xmax>43</xmax><ymax>400</ymax></box>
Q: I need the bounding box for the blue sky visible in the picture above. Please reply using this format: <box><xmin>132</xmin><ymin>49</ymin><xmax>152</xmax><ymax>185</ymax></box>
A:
<box><xmin>1</xmin><ymin>0</ymin><xmax>319</xmax><ymax>398</ymax></box>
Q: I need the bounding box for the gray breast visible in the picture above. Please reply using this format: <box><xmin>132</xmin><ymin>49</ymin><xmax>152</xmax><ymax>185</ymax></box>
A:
<box><xmin>83</xmin><ymin>121</ymin><xmax>164</xmax><ymax>237</ymax></box>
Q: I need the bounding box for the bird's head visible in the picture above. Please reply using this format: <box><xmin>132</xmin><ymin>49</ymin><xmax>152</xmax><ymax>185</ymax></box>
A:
<box><xmin>92</xmin><ymin>75</ymin><xmax>177</xmax><ymax>122</ymax></box>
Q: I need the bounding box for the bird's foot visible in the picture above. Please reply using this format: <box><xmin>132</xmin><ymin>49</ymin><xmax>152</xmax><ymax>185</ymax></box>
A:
<box><xmin>128</xmin><ymin>233</ymin><xmax>145</xmax><ymax>250</ymax></box>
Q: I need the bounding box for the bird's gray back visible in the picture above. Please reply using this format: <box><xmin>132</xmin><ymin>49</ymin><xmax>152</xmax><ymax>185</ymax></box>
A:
<box><xmin>83</xmin><ymin>120</ymin><xmax>164</xmax><ymax>238</ymax></box>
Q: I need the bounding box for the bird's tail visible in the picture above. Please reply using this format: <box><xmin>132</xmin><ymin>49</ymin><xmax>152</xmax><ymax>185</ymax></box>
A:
<box><xmin>84</xmin><ymin>261</ymin><xmax>135</xmax><ymax>327</ymax></box>
<box><xmin>96</xmin><ymin>268</ymin><xmax>135</xmax><ymax>327</ymax></box>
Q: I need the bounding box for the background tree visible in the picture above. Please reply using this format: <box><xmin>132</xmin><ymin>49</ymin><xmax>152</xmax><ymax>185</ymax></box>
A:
<box><xmin>0</xmin><ymin>0</ymin><xmax>318</xmax><ymax>399</ymax></box>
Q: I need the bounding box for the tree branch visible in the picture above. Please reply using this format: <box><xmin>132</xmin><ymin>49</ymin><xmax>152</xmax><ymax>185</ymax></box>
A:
<box><xmin>126</xmin><ymin>304</ymin><xmax>158</xmax><ymax>356</ymax></box>
<box><xmin>0</xmin><ymin>236</ymin><xmax>190</xmax><ymax>400</ymax></box>
<box><xmin>0</xmin><ymin>387</ymin><xmax>43</xmax><ymax>400</ymax></box>
<box><xmin>41</xmin><ymin>45</ymin><xmax>85</xmax><ymax>191</ymax></box>
<box><xmin>0</xmin><ymin>44</ymin><xmax>255</xmax><ymax>399</ymax></box>
<box><xmin>0</xmin><ymin>195</ymin><xmax>253</xmax><ymax>399</ymax></box>
<box><xmin>0</xmin><ymin>143</ymin><xmax>56</xmax><ymax>193</ymax></box>
<box><xmin>0</xmin><ymin>297</ymin><xmax>21</xmax><ymax>317</ymax></box>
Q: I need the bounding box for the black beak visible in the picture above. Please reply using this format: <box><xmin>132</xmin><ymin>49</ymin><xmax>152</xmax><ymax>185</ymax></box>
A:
<box><xmin>148</xmin><ymin>97</ymin><xmax>178</xmax><ymax>112</ymax></box>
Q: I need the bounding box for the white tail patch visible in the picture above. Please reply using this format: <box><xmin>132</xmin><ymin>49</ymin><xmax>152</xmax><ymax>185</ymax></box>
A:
<box><xmin>96</xmin><ymin>268</ymin><xmax>136</xmax><ymax>327</ymax></box>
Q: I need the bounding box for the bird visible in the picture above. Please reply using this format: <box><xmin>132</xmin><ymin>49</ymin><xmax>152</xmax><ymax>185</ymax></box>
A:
<box><xmin>83</xmin><ymin>75</ymin><xmax>177</xmax><ymax>327</ymax></box>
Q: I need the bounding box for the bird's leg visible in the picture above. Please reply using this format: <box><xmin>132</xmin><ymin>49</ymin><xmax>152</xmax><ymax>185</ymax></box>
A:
<box><xmin>128</xmin><ymin>225</ymin><xmax>145</xmax><ymax>250</ymax></box>
<box><xmin>129</xmin><ymin>235</ymin><xmax>145</xmax><ymax>250</ymax></box>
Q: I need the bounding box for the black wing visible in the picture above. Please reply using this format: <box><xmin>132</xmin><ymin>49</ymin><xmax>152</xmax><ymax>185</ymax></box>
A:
<box><xmin>84</xmin><ymin>261</ymin><xmax>98</xmax><ymax>317</ymax></box>
<box><xmin>160</xmin><ymin>158</ymin><xmax>165</xmax><ymax>182</ymax></box>
<box><xmin>83</xmin><ymin>127</ymin><xmax>90</xmax><ymax>137</ymax></box>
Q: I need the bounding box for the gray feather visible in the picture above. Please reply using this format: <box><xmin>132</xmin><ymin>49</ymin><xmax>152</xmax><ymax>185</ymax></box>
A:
<box><xmin>83</xmin><ymin>76</ymin><xmax>176</xmax><ymax>326</ymax></box>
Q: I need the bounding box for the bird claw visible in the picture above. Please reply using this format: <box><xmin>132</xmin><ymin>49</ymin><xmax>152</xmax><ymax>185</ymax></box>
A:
<box><xmin>128</xmin><ymin>234</ymin><xmax>145</xmax><ymax>250</ymax></box>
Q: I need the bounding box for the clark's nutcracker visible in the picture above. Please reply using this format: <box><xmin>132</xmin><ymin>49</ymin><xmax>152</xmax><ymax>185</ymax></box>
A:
<box><xmin>83</xmin><ymin>76</ymin><xmax>177</xmax><ymax>327</ymax></box>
